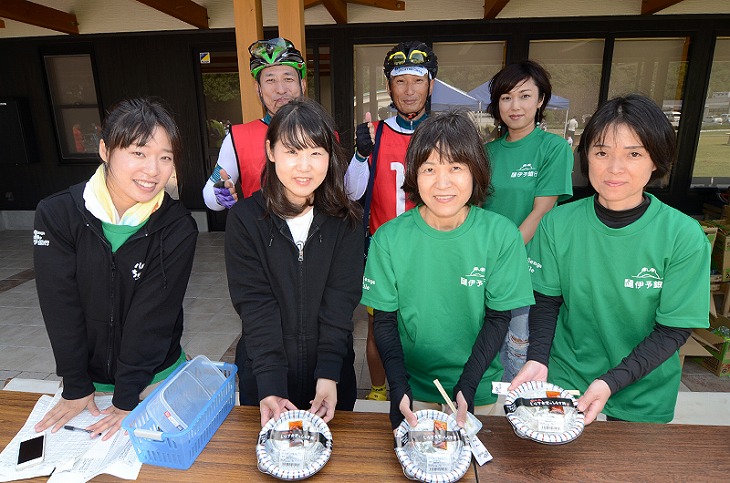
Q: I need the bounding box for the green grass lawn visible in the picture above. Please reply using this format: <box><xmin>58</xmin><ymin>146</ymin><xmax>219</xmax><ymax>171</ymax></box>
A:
<box><xmin>694</xmin><ymin>130</ymin><xmax>730</xmax><ymax>177</ymax></box>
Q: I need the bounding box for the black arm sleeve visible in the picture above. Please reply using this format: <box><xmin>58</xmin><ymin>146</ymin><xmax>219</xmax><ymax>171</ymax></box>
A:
<box><xmin>526</xmin><ymin>291</ymin><xmax>563</xmax><ymax>365</ymax></box>
<box><xmin>599</xmin><ymin>324</ymin><xmax>692</xmax><ymax>394</ymax></box>
<box><xmin>372</xmin><ymin>309</ymin><xmax>413</xmax><ymax>429</ymax></box>
<box><xmin>453</xmin><ymin>307</ymin><xmax>511</xmax><ymax>412</ymax></box>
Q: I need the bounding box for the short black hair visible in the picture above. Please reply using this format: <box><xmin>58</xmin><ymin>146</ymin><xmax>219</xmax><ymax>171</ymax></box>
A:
<box><xmin>101</xmin><ymin>97</ymin><xmax>182</xmax><ymax>171</ymax></box>
<box><xmin>487</xmin><ymin>60</ymin><xmax>552</xmax><ymax>130</ymax></box>
<box><xmin>402</xmin><ymin>110</ymin><xmax>491</xmax><ymax>206</ymax></box>
<box><xmin>578</xmin><ymin>94</ymin><xmax>675</xmax><ymax>181</ymax></box>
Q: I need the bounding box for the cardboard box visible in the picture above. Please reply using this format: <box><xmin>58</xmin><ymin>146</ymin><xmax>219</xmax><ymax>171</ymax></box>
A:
<box><xmin>692</xmin><ymin>314</ymin><xmax>730</xmax><ymax>377</ymax></box>
<box><xmin>710</xmin><ymin>281</ymin><xmax>730</xmax><ymax>317</ymax></box>
<box><xmin>700</xmin><ymin>222</ymin><xmax>718</xmax><ymax>249</ymax></box>
<box><xmin>699</xmin><ymin>356</ymin><xmax>730</xmax><ymax>377</ymax></box>
<box><xmin>702</xmin><ymin>203</ymin><xmax>724</xmax><ymax>220</ymax></box>
<box><xmin>714</xmin><ymin>229</ymin><xmax>730</xmax><ymax>282</ymax></box>
<box><xmin>678</xmin><ymin>335</ymin><xmax>711</xmax><ymax>369</ymax></box>
<box><xmin>704</xmin><ymin>220</ymin><xmax>730</xmax><ymax>281</ymax></box>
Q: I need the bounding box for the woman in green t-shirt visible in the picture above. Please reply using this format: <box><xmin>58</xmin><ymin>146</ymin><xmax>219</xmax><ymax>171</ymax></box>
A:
<box><xmin>483</xmin><ymin>61</ymin><xmax>574</xmax><ymax>382</ymax></box>
<box><xmin>511</xmin><ymin>94</ymin><xmax>710</xmax><ymax>424</ymax></box>
<box><xmin>362</xmin><ymin>111</ymin><xmax>534</xmax><ymax>429</ymax></box>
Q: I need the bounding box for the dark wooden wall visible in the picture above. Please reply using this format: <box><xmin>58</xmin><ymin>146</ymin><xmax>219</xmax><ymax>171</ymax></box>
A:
<box><xmin>0</xmin><ymin>29</ymin><xmax>233</xmax><ymax>212</ymax></box>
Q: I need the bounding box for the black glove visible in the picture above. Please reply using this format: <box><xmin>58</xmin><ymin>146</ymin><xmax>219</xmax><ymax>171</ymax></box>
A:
<box><xmin>355</xmin><ymin>122</ymin><xmax>374</xmax><ymax>158</ymax></box>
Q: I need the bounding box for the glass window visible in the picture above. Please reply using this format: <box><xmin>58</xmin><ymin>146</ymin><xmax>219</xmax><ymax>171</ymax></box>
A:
<box><xmin>692</xmin><ymin>37</ymin><xmax>730</xmax><ymax>188</ymax></box>
<box><xmin>433</xmin><ymin>41</ymin><xmax>505</xmax><ymax>91</ymax></box>
<box><xmin>353</xmin><ymin>44</ymin><xmax>392</xmax><ymax>125</ymax></box>
<box><xmin>306</xmin><ymin>45</ymin><xmax>332</xmax><ymax>113</ymax></box>
<box><xmin>609</xmin><ymin>37</ymin><xmax>689</xmax><ymax>128</ymax></box>
<box><xmin>432</xmin><ymin>41</ymin><xmax>505</xmax><ymax>137</ymax></box>
<box><xmin>530</xmin><ymin>39</ymin><xmax>605</xmax><ymax>187</ymax></box>
<box><xmin>354</xmin><ymin>42</ymin><xmax>505</xmax><ymax>135</ymax></box>
<box><xmin>200</xmin><ymin>51</ymin><xmax>242</xmax><ymax>158</ymax></box>
<box><xmin>609</xmin><ymin>37</ymin><xmax>689</xmax><ymax>188</ymax></box>
<box><xmin>43</xmin><ymin>54</ymin><xmax>103</xmax><ymax>162</ymax></box>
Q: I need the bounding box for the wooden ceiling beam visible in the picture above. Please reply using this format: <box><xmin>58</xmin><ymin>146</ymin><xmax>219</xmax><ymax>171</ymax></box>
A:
<box><xmin>0</xmin><ymin>0</ymin><xmax>79</xmax><ymax>35</ymax></box>
<box><xmin>305</xmin><ymin>0</ymin><xmax>405</xmax><ymax>11</ymax></box>
<box><xmin>135</xmin><ymin>0</ymin><xmax>209</xmax><ymax>29</ymax></box>
<box><xmin>641</xmin><ymin>0</ymin><xmax>685</xmax><ymax>15</ymax></box>
<box><xmin>346</xmin><ymin>0</ymin><xmax>405</xmax><ymax>10</ymax></box>
<box><xmin>484</xmin><ymin>0</ymin><xmax>510</xmax><ymax>19</ymax></box>
<box><xmin>322</xmin><ymin>0</ymin><xmax>348</xmax><ymax>24</ymax></box>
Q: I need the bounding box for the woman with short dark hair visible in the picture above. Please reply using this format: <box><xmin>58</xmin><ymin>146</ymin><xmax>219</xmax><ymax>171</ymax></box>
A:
<box><xmin>364</xmin><ymin>110</ymin><xmax>534</xmax><ymax>429</ymax></box>
<box><xmin>484</xmin><ymin>60</ymin><xmax>574</xmax><ymax>381</ymax></box>
<box><xmin>34</xmin><ymin>98</ymin><xmax>198</xmax><ymax>439</ymax></box>
<box><xmin>511</xmin><ymin>94</ymin><xmax>710</xmax><ymax>424</ymax></box>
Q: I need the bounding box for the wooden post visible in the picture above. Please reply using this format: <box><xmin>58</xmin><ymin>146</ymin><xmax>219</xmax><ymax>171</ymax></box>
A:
<box><xmin>233</xmin><ymin>0</ymin><xmax>264</xmax><ymax>122</ymax></box>
<box><xmin>277</xmin><ymin>0</ymin><xmax>307</xmax><ymax>65</ymax></box>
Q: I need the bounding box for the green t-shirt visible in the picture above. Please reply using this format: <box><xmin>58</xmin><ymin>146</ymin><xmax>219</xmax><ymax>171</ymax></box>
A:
<box><xmin>484</xmin><ymin>128</ymin><xmax>574</xmax><ymax>226</ymax></box>
<box><xmin>102</xmin><ymin>220</ymin><xmax>146</xmax><ymax>252</ymax></box>
<box><xmin>361</xmin><ymin>206</ymin><xmax>535</xmax><ymax>406</ymax></box>
<box><xmin>529</xmin><ymin>194</ymin><xmax>711</xmax><ymax>423</ymax></box>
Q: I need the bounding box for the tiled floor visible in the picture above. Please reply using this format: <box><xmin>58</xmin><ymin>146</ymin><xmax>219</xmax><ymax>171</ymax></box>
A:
<box><xmin>1</xmin><ymin>229</ymin><xmax>729</xmax><ymax>425</ymax></box>
<box><xmin>0</xmin><ymin>230</ymin><xmax>372</xmax><ymax>399</ymax></box>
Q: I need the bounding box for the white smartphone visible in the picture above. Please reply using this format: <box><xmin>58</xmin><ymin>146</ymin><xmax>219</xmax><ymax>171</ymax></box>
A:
<box><xmin>16</xmin><ymin>434</ymin><xmax>45</xmax><ymax>470</ymax></box>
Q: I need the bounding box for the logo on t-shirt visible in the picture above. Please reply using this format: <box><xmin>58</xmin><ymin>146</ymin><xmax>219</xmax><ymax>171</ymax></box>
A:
<box><xmin>363</xmin><ymin>276</ymin><xmax>376</xmax><ymax>291</ymax></box>
<box><xmin>527</xmin><ymin>257</ymin><xmax>542</xmax><ymax>273</ymax></box>
<box><xmin>624</xmin><ymin>267</ymin><xmax>663</xmax><ymax>289</ymax></box>
<box><xmin>461</xmin><ymin>266</ymin><xmax>485</xmax><ymax>287</ymax></box>
<box><xmin>510</xmin><ymin>163</ymin><xmax>538</xmax><ymax>179</ymax></box>
<box><xmin>132</xmin><ymin>262</ymin><xmax>145</xmax><ymax>281</ymax></box>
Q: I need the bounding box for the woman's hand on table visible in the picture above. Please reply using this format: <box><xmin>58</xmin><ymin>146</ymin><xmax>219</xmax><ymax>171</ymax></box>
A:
<box><xmin>508</xmin><ymin>360</ymin><xmax>548</xmax><ymax>391</ymax></box>
<box><xmin>260</xmin><ymin>395</ymin><xmax>297</xmax><ymax>427</ymax></box>
<box><xmin>577</xmin><ymin>379</ymin><xmax>611</xmax><ymax>424</ymax></box>
<box><xmin>90</xmin><ymin>404</ymin><xmax>130</xmax><ymax>440</ymax></box>
<box><xmin>309</xmin><ymin>378</ymin><xmax>337</xmax><ymax>423</ymax></box>
<box><xmin>34</xmin><ymin>393</ymin><xmax>99</xmax><ymax>433</ymax></box>
<box><xmin>454</xmin><ymin>391</ymin><xmax>469</xmax><ymax>428</ymax></box>
<box><xmin>399</xmin><ymin>394</ymin><xmax>418</xmax><ymax>427</ymax></box>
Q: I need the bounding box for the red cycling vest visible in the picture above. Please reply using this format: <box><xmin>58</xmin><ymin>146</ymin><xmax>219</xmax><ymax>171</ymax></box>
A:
<box><xmin>368</xmin><ymin>120</ymin><xmax>417</xmax><ymax>234</ymax></box>
<box><xmin>230</xmin><ymin>120</ymin><xmax>269</xmax><ymax>198</ymax></box>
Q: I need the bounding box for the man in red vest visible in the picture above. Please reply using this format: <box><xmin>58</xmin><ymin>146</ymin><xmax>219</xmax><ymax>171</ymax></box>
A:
<box><xmin>203</xmin><ymin>38</ymin><xmax>307</xmax><ymax>210</ymax></box>
<box><xmin>345</xmin><ymin>41</ymin><xmax>438</xmax><ymax>401</ymax></box>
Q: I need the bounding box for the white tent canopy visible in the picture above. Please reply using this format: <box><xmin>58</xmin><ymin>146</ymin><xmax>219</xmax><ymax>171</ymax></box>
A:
<box><xmin>430</xmin><ymin>79</ymin><xmax>480</xmax><ymax>111</ymax></box>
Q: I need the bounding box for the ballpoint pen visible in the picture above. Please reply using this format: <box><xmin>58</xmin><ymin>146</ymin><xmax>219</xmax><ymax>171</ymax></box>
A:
<box><xmin>63</xmin><ymin>425</ymin><xmax>95</xmax><ymax>435</ymax></box>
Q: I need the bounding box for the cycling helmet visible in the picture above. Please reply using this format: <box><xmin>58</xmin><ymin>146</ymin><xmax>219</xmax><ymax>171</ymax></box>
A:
<box><xmin>383</xmin><ymin>41</ymin><xmax>438</xmax><ymax>80</ymax></box>
<box><xmin>249</xmin><ymin>38</ymin><xmax>306</xmax><ymax>80</ymax></box>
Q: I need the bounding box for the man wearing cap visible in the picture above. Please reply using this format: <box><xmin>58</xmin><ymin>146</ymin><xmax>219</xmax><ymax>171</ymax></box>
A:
<box><xmin>345</xmin><ymin>41</ymin><xmax>438</xmax><ymax>402</ymax></box>
<box><xmin>202</xmin><ymin>38</ymin><xmax>307</xmax><ymax>211</ymax></box>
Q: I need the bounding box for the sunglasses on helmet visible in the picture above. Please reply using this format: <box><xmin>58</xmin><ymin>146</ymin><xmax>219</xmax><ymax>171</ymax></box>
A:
<box><xmin>249</xmin><ymin>38</ymin><xmax>295</xmax><ymax>62</ymax></box>
<box><xmin>388</xmin><ymin>49</ymin><xmax>430</xmax><ymax>66</ymax></box>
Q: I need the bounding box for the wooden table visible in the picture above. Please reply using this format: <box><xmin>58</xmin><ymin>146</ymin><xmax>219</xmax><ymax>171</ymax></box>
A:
<box><xmin>0</xmin><ymin>391</ymin><xmax>476</xmax><ymax>482</ymax></box>
<box><xmin>3</xmin><ymin>391</ymin><xmax>730</xmax><ymax>482</ymax></box>
<box><xmin>475</xmin><ymin>415</ymin><xmax>730</xmax><ymax>481</ymax></box>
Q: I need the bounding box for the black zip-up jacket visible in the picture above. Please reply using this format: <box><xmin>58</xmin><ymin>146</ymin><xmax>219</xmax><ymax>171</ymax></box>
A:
<box><xmin>225</xmin><ymin>191</ymin><xmax>363</xmax><ymax>410</ymax></box>
<box><xmin>33</xmin><ymin>182</ymin><xmax>198</xmax><ymax>410</ymax></box>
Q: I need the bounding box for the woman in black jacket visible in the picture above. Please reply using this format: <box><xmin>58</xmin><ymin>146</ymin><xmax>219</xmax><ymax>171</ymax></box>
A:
<box><xmin>33</xmin><ymin>98</ymin><xmax>198</xmax><ymax>439</ymax></box>
<box><xmin>225</xmin><ymin>98</ymin><xmax>363</xmax><ymax>427</ymax></box>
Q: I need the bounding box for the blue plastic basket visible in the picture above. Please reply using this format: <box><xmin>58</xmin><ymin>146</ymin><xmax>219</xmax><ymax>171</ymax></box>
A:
<box><xmin>122</xmin><ymin>360</ymin><xmax>237</xmax><ymax>470</ymax></box>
